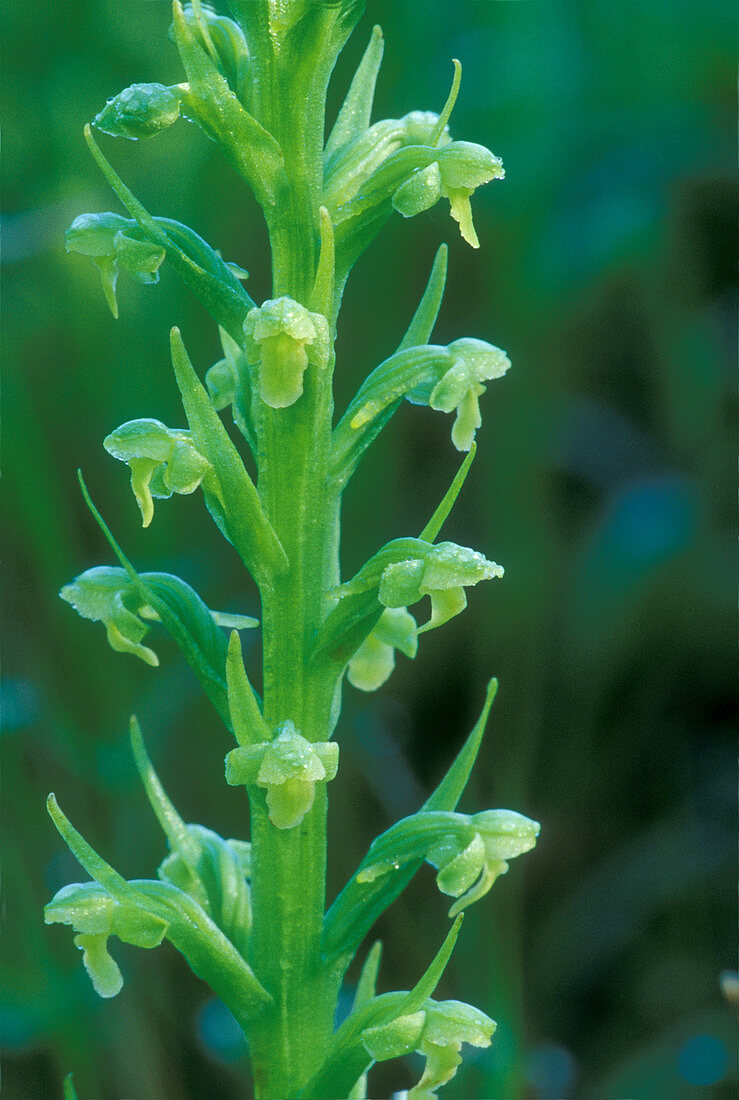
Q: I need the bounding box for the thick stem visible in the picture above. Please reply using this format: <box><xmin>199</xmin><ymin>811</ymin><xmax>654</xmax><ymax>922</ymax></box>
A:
<box><xmin>244</xmin><ymin>52</ymin><xmax>343</xmax><ymax>1095</ymax></box>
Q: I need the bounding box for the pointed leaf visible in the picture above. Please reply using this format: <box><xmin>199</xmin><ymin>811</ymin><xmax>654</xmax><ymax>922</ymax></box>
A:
<box><xmin>325</xmin><ymin>25</ymin><xmax>384</xmax><ymax>166</ymax></box>
<box><xmin>226</xmin><ymin>631</ymin><xmax>270</xmax><ymax>747</ymax></box>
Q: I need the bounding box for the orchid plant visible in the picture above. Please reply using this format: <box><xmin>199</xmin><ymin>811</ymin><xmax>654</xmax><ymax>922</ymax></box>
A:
<box><xmin>46</xmin><ymin>3</ymin><xmax>539</xmax><ymax>1097</ymax></box>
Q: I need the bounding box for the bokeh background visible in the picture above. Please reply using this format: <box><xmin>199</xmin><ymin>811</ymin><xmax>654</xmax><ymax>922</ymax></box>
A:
<box><xmin>3</xmin><ymin>1</ymin><xmax>736</xmax><ymax>1097</ymax></box>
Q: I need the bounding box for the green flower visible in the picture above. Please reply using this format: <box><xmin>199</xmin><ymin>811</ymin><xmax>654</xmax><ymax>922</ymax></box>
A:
<box><xmin>104</xmin><ymin>418</ymin><xmax>212</xmax><ymax>526</ymax></box>
<box><xmin>361</xmin><ymin>997</ymin><xmax>496</xmax><ymax>1100</ymax></box>
<box><xmin>406</xmin><ymin>338</ymin><xmax>510</xmax><ymax>451</ymax></box>
<box><xmin>65</xmin><ymin>212</ymin><xmax>166</xmax><ymax>317</ymax></box>
<box><xmin>225</xmin><ymin>721</ymin><xmax>339</xmax><ymax>829</ymax></box>
<box><xmin>376</xmin><ymin>541</ymin><xmax>503</xmax><ymax>634</ymax></box>
<box><xmin>243</xmin><ymin>297</ymin><xmax>330</xmax><ymax>409</ymax></box>
<box><xmin>428</xmin><ymin>809</ymin><xmax>539</xmax><ymax>916</ymax></box>
<box><xmin>356</xmin><ymin>808</ymin><xmax>540</xmax><ymax>917</ymax></box>
<box><xmin>45</xmin><ymin>882</ymin><xmax>168</xmax><ymax>998</ymax></box>
<box><xmin>392</xmin><ymin>141</ymin><xmax>504</xmax><ymax>248</ymax></box>
<box><xmin>60</xmin><ymin>566</ymin><xmax>256</xmax><ymax>668</ymax></box>
<box><xmin>60</xmin><ymin>566</ymin><xmax>160</xmax><ymax>666</ymax></box>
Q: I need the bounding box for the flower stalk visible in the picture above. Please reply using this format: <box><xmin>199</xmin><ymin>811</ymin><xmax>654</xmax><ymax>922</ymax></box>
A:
<box><xmin>47</xmin><ymin>3</ymin><xmax>538</xmax><ymax>1097</ymax></box>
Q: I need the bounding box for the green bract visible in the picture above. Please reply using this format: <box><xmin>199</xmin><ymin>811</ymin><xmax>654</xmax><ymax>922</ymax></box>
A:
<box><xmin>50</xmin><ymin>5</ymin><xmax>538</xmax><ymax>1097</ymax></box>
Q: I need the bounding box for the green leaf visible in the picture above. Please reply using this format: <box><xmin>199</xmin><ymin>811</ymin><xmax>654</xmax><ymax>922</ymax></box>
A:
<box><xmin>226</xmin><ymin>631</ymin><xmax>270</xmax><ymax>747</ymax></box>
<box><xmin>169</xmin><ymin>327</ymin><xmax>289</xmax><ymax>588</ymax></box>
<box><xmin>82</xmin><ymin>126</ymin><xmax>253</xmax><ymax>339</ymax></box>
<box><xmin>301</xmin><ymin>918</ymin><xmax>462</xmax><ymax>1100</ymax></box>
<box><xmin>324</xmin><ymin>24</ymin><xmax>384</xmax><ymax>167</ymax></box>
<box><xmin>63</xmin><ymin>1073</ymin><xmax>78</xmax><ymax>1100</ymax></box>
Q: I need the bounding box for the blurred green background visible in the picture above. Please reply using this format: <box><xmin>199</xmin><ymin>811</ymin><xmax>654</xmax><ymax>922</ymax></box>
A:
<box><xmin>3</xmin><ymin>1</ymin><xmax>736</xmax><ymax>1097</ymax></box>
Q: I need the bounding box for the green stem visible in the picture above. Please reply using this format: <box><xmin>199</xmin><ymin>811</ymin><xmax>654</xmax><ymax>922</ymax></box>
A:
<box><xmin>244</xmin><ymin>42</ymin><xmax>343</xmax><ymax>1093</ymax></box>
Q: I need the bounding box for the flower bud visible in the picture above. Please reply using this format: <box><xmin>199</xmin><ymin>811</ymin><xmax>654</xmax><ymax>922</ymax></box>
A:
<box><xmin>243</xmin><ymin>298</ymin><xmax>330</xmax><ymax>408</ymax></box>
<box><xmin>94</xmin><ymin>83</ymin><xmax>182</xmax><ymax>140</ymax></box>
<box><xmin>225</xmin><ymin>721</ymin><xmax>339</xmax><ymax>829</ymax></box>
<box><xmin>177</xmin><ymin>5</ymin><xmax>250</xmax><ymax>101</ymax></box>
<box><xmin>104</xmin><ymin>418</ymin><xmax>212</xmax><ymax>526</ymax></box>
<box><xmin>324</xmin><ymin>111</ymin><xmax>446</xmax><ymax>208</ymax></box>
